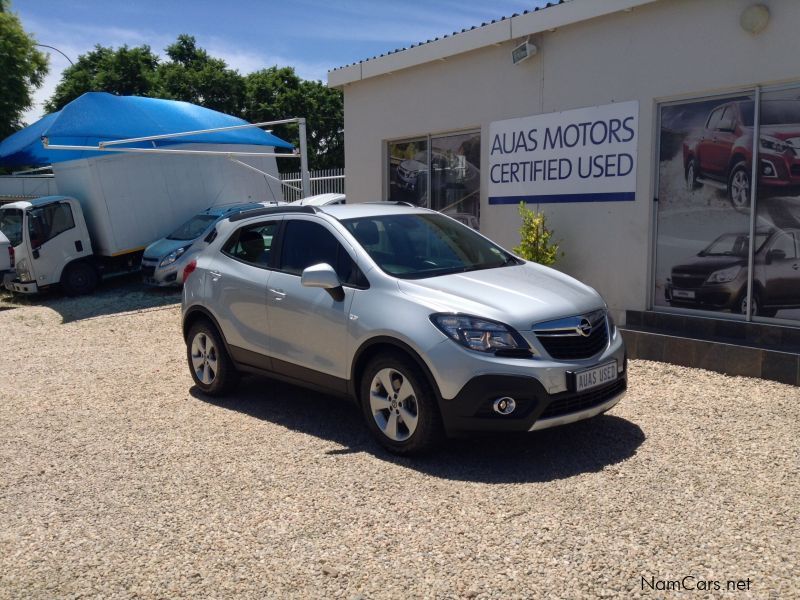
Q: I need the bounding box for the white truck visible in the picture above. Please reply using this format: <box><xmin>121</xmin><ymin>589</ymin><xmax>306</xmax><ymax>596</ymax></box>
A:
<box><xmin>0</xmin><ymin>144</ymin><xmax>284</xmax><ymax>295</ymax></box>
<box><xmin>0</xmin><ymin>230</ymin><xmax>11</xmax><ymax>275</ymax></box>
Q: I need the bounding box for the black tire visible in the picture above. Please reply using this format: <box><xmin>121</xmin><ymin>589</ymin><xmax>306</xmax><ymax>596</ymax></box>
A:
<box><xmin>738</xmin><ymin>290</ymin><xmax>778</xmax><ymax>318</ymax></box>
<box><xmin>61</xmin><ymin>261</ymin><xmax>98</xmax><ymax>296</ymax></box>
<box><xmin>359</xmin><ymin>352</ymin><xmax>444</xmax><ymax>455</ymax></box>
<box><xmin>685</xmin><ymin>157</ymin><xmax>700</xmax><ymax>191</ymax></box>
<box><xmin>727</xmin><ymin>161</ymin><xmax>751</xmax><ymax>210</ymax></box>
<box><xmin>186</xmin><ymin>320</ymin><xmax>239</xmax><ymax>396</ymax></box>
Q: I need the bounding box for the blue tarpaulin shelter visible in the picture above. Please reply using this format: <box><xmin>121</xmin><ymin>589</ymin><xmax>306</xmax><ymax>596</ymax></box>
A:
<box><xmin>0</xmin><ymin>92</ymin><xmax>293</xmax><ymax>167</ymax></box>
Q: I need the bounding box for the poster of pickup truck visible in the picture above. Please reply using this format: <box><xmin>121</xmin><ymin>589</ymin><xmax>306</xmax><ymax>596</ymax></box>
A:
<box><xmin>654</xmin><ymin>88</ymin><xmax>800</xmax><ymax>322</ymax></box>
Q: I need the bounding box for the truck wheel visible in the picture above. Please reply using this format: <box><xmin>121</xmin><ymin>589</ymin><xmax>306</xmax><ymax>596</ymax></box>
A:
<box><xmin>61</xmin><ymin>261</ymin><xmax>98</xmax><ymax>296</ymax></box>
<box><xmin>187</xmin><ymin>320</ymin><xmax>239</xmax><ymax>396</ymax></box>
<box><xmin>685</xmin><ymin>158</ymin><xmax>700</xmax><ymax>191</ymax></box>
<box><xmin>360</xmin><ymin>352</ymin><xmax>443</xmax><ymax>455</ymax></box>
<box><xmin>728</xmin><ymin>162</ymin><xmax>751</xmax><ymax>210</ymax></box>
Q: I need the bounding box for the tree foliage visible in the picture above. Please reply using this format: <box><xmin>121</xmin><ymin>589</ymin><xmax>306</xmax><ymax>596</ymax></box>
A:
<box><xmin>0</xmin><ymin>0</ymin><xmax>49</xmax><ymax>138</ymax></box>
<box><xmin>513</xmin><ymin>202</ymin><xmax>562</xmax><ymax>266</ymax></box>
<box><xmin>42</xmin><ymin>35</ymin><xmax>343</xmax><ymax>169</ymax></box>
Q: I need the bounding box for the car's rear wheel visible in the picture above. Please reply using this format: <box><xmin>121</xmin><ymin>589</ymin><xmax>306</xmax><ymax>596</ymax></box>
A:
<box><xmin>187</xmin><ymin>320</ymin><xmax>238</xmax><ymax>395</ymax></box>
<box><xmin>360</xmin><ymin>353</ymin><xmax>443</xmax><ymax>455</ymax></box>
<box><xmin>728</xmin><ymin>162</ymin><xmax>751</xmax><ymax>210</ymax></box>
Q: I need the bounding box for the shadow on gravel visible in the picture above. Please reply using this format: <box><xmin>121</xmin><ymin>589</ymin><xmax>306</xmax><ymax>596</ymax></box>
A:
<box><xmin>0</xmin><ymin>273</ymin><xmax>180</xmax><ymax>323</ymax></box>
<box><xmin>191</xmin><ymin>376</ymin><xmax>645</xmax><ymax>484</ymax></box>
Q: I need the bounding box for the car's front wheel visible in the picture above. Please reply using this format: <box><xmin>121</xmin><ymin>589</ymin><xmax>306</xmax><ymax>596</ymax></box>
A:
<box><xmin>360</xmin><ymin>352</ymin><xmax>443</xmax><ymax>455</ymax></box>
<box><xmin>186</xmin><ymin>320</ymin><xmax>239</xmax><ymax>395</ymax></box>
<box><xmin>685</xmin><ymin>157</ymin><xmax>700</xmax><ymax>191</ymax></box>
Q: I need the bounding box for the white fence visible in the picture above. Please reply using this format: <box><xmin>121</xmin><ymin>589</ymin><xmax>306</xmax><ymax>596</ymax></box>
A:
<box><xmin>280</xmin><ymin>168</ymin><xmax>345</xmax><ymax>202</ymax></box>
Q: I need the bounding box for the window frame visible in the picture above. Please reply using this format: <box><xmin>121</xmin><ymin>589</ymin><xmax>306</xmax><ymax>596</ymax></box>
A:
<box><xmin>219</xmin><ymin>219</ymin><xmax>282</xmax><ymax>270</ymax></box>
<box><xmin>28</xmin><ymin>202</ymin><xmax>76</xmax><ymax>247</ymax></box>
<box><xmin>274</xmin><ymin>216</ymin><xmax>369</xmax><ymax>290</ymax></box>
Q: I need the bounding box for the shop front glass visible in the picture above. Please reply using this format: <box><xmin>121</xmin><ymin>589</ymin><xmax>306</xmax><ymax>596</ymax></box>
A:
<box><xmin>654</xmin><ymin>85</ymin><xmax>800</xmax><ymax>324</ymax></box>
<box><xmin>387</xmin><ymin>131</ymin><xmax>481</xmax><ymax>229</ymax></box>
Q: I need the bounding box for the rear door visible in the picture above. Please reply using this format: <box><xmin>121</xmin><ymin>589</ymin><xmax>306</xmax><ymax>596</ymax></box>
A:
<box><xmin>206</xmin><ymin>219</ymin><xmax>281</xmax><ymax>360</ymax></box>
<box><xmin>266</xmin><ymin>217</ymin><xmax>366</xmax><ymax>389</ymax></box>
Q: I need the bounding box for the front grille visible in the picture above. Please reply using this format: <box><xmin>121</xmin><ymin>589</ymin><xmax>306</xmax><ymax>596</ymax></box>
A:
<box><xmin>141</xmin><ymin>266</ymin><xmax>155</xmax><ymax>278</ymax></box>
<box><xmin>536</xmin><ymin>321</ymin><xmax>609</xmax><ymax>360</ymax></box>
<box><xmin>540</xmin><ymin>379</ymin><xmax>626</xmax><ymax>420</ymax></box>
<box><xmin>671</xmin><ymin>273</ymin><xmax>706</xmax><ymax>288</ymax></box>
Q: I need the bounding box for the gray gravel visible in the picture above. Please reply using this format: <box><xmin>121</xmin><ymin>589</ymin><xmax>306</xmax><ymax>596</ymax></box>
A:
<box><xmin>0</xmin><ymin>282</ymin><xmax>797</xmax><ymax>599</ymax></box>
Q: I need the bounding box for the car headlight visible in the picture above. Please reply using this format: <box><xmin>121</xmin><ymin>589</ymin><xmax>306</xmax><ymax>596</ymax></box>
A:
<box><xmin>430</xmin><ymin>313</ymin><xmax>530</xmax><ymax>354</ymax></box>
<box><xmin>159</xmin><ymin>246</ymin><xmax>191</xmax><ymax>268</ymax></box>
<box><xmin>15</xmin><ymin>257</ymin><xmax>30</xmax><ymax>281</ymax></box>
<box><xmin>705</xmin><ymin>265</ymin><xmax>742</xmax><ymax>284</ymax></box>
<box><xmin>760</xmin><ymin>135</ymin><xmax>790</xmax><ymax>154</ymax></box>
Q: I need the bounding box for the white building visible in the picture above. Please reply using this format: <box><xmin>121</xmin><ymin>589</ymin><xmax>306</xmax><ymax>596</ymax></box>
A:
<box><xmin>329</xmin><ymin>0</ymin><xmax>800</xmax><ymax>348</ymax></box>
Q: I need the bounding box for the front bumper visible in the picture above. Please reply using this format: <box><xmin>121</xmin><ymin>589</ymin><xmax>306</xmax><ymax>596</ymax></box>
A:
<box><xmin>665</xmin><ymin>279</ymin><xmax>742</xmax><ymax>310</ymax></box>
<box><xmin>3</xmin><ymin>273</ymin><xmax>38</xmax><ymax>294</ymax></box>
<box><xmin>438</xmin><ymin>368</ymin><xmax>627</xmax><ymax>435</ymax></box>
<box><xmin>141</xmin><ymin>259</ymin><xmax>180</xmax><ymax>287</ymax></box>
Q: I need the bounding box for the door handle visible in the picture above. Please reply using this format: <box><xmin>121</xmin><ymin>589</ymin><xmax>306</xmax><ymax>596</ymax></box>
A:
<box><xmin>269</xmin><ymin>287</ymin><xmax>286</xmax><ymax>301</ymax></box>
<box><xmin>209</xmin><ymin>270</ymin><xmax>222</xmax><ymax>280</ymax></box>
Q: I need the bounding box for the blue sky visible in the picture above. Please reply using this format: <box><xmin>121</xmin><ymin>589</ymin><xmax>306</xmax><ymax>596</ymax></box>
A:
<box><xmin>15</xmin><ymin>0</ymin><xmax>552</xmax><ymax>122</ymax></box>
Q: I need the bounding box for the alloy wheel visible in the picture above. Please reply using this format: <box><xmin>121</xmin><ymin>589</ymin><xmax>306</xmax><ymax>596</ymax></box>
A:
<box><xmin>369</xmin><ymin>367</ymin><xmax>420</xmax><ymax>442</ymax></box>
<box><xmin>190</xmin><ymin>332</ymin><xmax>218</xmax><ymax>385</ymax></box>
<box><xmin>731</xmin><ymin>170</ymin><xmax>750</xmax><ymax>208</ymax></box>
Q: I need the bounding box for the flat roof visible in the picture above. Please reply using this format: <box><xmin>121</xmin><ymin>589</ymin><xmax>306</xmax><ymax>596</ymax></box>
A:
<box><xmin>328</xmin><ymin>0</ymin><xmax>659</xmax><ymax>88</ymax></box>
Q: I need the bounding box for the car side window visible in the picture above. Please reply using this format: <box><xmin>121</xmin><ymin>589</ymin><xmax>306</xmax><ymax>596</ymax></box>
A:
<box><xmin>706</xmin><ymin>107</ymin><xmax>723</xmax><ymax>130</ymax></box>
<box><xmin>28</xmin><ymin>202</ymin><xmax>75</xmax><ymax>247</ymax></box>
<box><xmin>222</xmin><ymin>221</ymin><xmax>279</xmax><ymax>267</ymax></box>
<box><xmin>771</xmin><ymin>232</ymin><xmax>797</xmax><ymax>259</ymax></box>
<box><xmin>716</xmin><ymin>106</ymin><xmax>735</xmax><ymax>132</ymax></box>
<box><xmin>279</xmin><ymin>219</ymin><xmax>368</xmax><ymax>287</ymax></box>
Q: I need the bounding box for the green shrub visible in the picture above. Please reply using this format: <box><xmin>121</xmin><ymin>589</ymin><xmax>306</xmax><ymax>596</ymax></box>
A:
<box><xmin>512</xmin><ymin>202</ymin><xmax>562</xmax><ymax>266</ymax></box>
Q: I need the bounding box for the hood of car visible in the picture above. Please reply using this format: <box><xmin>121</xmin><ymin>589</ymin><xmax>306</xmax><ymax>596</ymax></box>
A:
<box><xmin>143</xmin><ymin>237</ymin><xmax>194</xmax><ymax>260</ymax></box>
<box><xmin>671</xmin><ymin>254</ymin><xmax>745</xmax><ymax>275</ymax></box>
<box><xmin>397</xmin><ymin>262</ymin><xmax>604</xmax><ymax>331</ymax></box>
<box><xmin>760</xmin><ymin>124</ymin><xmax>800</xmax><ymax>141</ymax></box>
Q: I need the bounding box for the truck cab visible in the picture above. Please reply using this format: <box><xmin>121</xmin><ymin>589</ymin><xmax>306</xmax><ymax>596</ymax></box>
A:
<box><xmin>0</xmin><ymin>196</ymin><xmax>95</xmax><ymax>295</ymax></box>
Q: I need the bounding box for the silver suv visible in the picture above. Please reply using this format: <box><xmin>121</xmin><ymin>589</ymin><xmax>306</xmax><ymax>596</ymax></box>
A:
<box><xmin>181</xmin><ymin>203</ymin><xmax>626</xmax><ymax>454</ymax></box>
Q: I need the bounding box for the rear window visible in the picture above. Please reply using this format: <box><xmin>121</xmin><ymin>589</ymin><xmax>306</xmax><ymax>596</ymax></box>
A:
<box><xmin>0</xmin><ymin>209</ymin><xmax>23</xmax><ymax>247</ymax></box>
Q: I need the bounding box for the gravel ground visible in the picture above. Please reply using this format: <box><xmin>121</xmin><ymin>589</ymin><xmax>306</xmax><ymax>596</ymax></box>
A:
<box><xmin>0</xmin><ymin>280</ymin><xmax>797</xmax><ymax>599</ymax></box>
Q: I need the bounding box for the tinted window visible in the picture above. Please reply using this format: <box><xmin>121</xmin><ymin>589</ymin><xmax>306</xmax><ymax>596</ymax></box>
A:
<box><xmin>706</xmin><ymin>107</ymin><xmax>724</xmax><ymax>130</ymax></box>
<box><xmin>279</xmin><ymin>219</ymin><xmax>367</xmax><ymax>287</ymax></box>
<box><xmin>343</xmin><ymin>213</ymin><xmax>517</xmax><ymax>279</ymax></box>
<box><xmin>771</xmin><ymin>232</ymin><xmax>797</xmax><ymax>259</ymax></box>
<box><xmin>168</xmin><ymin>214</ymin><xmax>217</xmax><ymax>240</ymax></box>
<box><xmin>222</xmin><ymin>221</ymin><xmax>278</xmax><ymax>267</ymax></box>
<box><xmin>740</xmin><ymin>100</ymin><xmax>800</xmax><ymax>126</ymax></box>
<box><xmin>0</xmin><ymin>208</ymin><xmax>23</xmax><ymax>247</ymax></box>
<box><xmin>28</xmin><ymin>203</ymin><xmax>75</xmax><ymax>246</ymax></box>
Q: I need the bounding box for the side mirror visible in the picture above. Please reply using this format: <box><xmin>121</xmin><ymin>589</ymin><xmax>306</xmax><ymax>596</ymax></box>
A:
<box><xmin>301</xmin><ymin>263</ymin><xmax>344</xmax><ymax>301</ymax></box>
<box><xmin>766</xmin><ymin>248</ymin><xmax>786</xmax><ymax>265</ymax></box>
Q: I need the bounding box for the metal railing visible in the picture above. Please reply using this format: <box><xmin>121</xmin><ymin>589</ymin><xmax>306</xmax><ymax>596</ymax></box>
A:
<box><xmin>280</xmin><ymin>168</ymin><xmax>345</xmax><ymax>202</ymax></box>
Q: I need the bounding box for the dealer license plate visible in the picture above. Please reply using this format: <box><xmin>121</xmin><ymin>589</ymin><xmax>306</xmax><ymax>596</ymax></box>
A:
<box><xmin>574</xmin><ymin>361</ymin><xmax>618</xmax><ymax>392</ymax></box>
<box><xmin>672</xmin><ymin>289</ymin><xmax>695</xmax><ymax>299</ymax></box>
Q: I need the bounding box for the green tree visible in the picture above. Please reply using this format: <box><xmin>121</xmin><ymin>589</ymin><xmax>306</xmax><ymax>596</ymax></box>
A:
<box><xmin>157</xmin><ymin>34</ymin><xmax>245</xmax><ymax>116</ymax></box>
<box><xmin>243</xmin><ymin>66</ymin><xmax>343</xmax><ymax>171</ymax></box>
<box><xmin>513</xmin><ymin>202</ymin><xmax>562</xmax><ymax>266</ymax></box>
<box><xmin>44</xmin><ymin>44</ymin><xmax>160</xmax><ymax>112</ymax></box>
<box><xmin>0</xmin><ymin>0</ymin><xmax>48</xmax><ymax>137</ymax></box>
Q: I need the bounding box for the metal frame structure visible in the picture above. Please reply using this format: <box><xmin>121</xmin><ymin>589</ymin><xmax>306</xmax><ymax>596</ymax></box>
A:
<box><xmin>42</xmin><ymin>117</ymin><xmax>312</xmax><ymax>198</ymax></box>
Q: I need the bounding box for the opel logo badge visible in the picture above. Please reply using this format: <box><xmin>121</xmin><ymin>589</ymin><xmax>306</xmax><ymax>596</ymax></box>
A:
<box><xmin>577</xmin><ymin>318</ymin><xmax>592</xmax><ymax>337</ymax></box>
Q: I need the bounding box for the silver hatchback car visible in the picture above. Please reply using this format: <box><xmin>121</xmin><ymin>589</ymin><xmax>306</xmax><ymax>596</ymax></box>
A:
<box><xmin>181</xmin><ymin>203</ymin><xmax>626</xmax><ymax>454</ymax></box>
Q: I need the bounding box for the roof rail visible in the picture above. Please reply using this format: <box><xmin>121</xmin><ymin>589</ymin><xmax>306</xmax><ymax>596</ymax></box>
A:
<box><xmin>364</xmin><ymin>201</ymin><xmax>416</xmax><ymax>207</ymax></box>
<box><xmin>228</xmin><ymin>205</ymin><xmax>317</xmax><ymax>222</ymax></box>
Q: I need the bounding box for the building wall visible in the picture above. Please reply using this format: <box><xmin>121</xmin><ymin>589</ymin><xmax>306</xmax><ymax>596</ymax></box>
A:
<box><xmin>341</xmin><ymin>0</ymin><xmax>800</xmax><ymax>320</ymax></box>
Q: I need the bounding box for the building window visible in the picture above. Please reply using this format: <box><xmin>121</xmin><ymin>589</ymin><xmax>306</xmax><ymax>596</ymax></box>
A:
<box><xmin>387</xmin><ymin>130</ymin><xmax>481</xmax><ymax>229</ymax></box>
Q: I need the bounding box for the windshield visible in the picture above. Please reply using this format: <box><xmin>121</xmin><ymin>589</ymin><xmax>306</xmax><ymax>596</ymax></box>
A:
<box><xmin>343</xmin><ymin>213</ymin><xmax>518</xmax><ymax>279</ymax></box>
<box><xmin>167</xmin><ymin>214</ymin><xmax>217</xmax><ymax>241</ymax></box>
<box><xmin>0</xmin><ymin>208</ymin><xmax>23</xmax><ymax>247</ymax></box>
<box><xmin>699</xmin><ymin>232</ymin><xmax>769</xmax><ymax>257</ymax></box>
<box><xmin>740</xmin><ymin>100</ymin><xmax>800</xmax><ymax>126</ymax></box>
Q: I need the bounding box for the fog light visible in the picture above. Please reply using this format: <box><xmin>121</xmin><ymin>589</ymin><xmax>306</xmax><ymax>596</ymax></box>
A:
<box><xmin>492</xmin><ymin>397</ymin><xmax>517</xmax><ymax>415</ymax></box>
